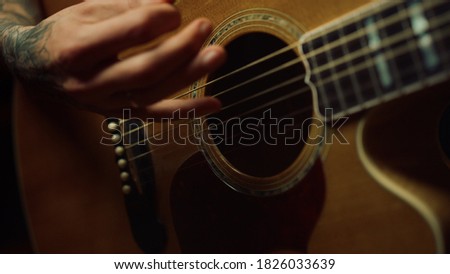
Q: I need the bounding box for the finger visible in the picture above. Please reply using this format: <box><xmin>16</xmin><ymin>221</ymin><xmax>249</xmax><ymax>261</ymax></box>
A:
<box><xmin>81</xmin><ymin>18</ymin><xmax>213</xmax><ymax>96</ymax></box>
<box><xmin>83</xmin><ymin>0</ymin><xmax>174</xmax><ymax>13</ymax></box>
<box><xmin>70</xmin><ymin>0</ymin><xmax>173</xmax><ymax>23</ymax></box>
<box><xmin>135</xmin><ymin>45</ymin><xmax>226</xmax><ymax>104</ymax></box>
<box><xmin>63</xmin><ymin>4</ymin><xmax>180</xmax><ymax>69</ymax></box>
<box><xmin>145</xmin><ymin>97</ymin><xmax>222</xmax><ymax>118</ymax></box>
<box><xmin>84</xmin><ymin>43</ymin><xmax>225</xmax><ymax>111</ymax></box>
<box><xmin>105</xmin><ymin>97</ymin><xmax>222</xmax><ymax>120</ymax></box>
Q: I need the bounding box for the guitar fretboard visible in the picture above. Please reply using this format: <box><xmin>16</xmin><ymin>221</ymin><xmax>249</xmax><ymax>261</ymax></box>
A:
<box><xmin>301</xmin><ymin>0</ymin><xmax>450</xmax><ymax>120</ymax></box>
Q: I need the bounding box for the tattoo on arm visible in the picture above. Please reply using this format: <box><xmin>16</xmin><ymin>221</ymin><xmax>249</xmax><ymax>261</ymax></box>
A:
<box><xmin>1</xmin><ymin>0</ymin><xmax>48</xmax><ymax>74</ymax></box>
<box><xmin>2</xmin><ymin>21</ymin><xmax>71</xmax><ymax>104</ymax></box>
<box><xmin>1</xmin><ymin>0</ymin><xmax>44</xmax><ymax>72</ymax></box>
<box><xmin>3</xmin><ymin>22</ymin><xmax>54</xmax><ymax>80</ymax></box>
<box><xmin>1</xmin><ymin>0</ymin><xmax>44</xmax><ymax>52</ymax></box>
<box><xmin>1</xmin><ymin>1</ymin><xmax>69</xmax><ymax>103</ymax></box>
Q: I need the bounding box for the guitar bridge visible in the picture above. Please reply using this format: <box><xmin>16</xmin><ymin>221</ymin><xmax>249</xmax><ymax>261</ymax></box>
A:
<box><xmin>107</xmin><ymin>117</ymin><xmax>167</xmax><ymax>253</ymax></box>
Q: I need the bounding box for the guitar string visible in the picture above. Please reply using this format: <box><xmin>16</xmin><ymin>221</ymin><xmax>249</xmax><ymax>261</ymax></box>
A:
<box><xmin>118</xmin><ymin>0</ymin><xmax>441</xmax><ymax>131</ymax></box>
<box><xmin>121</xmin><ymin>12</ymin><xmax>450</xmax><ymax>151</ymax></box>
<box><xmin>125</xmin><ymin>7</ymin><xmax>450</xmax><ymax>149</ymax></box>
<box><xmin>119</xmin><ymin>1</ymin><xmax>447</xmax><ymax>139</ymax></box>
<box><xmin>125</xmin><ymin>74</ymin><xmax>305</xmax><ymax>150</ymax></box>
<box><xmin>177</xmin><ymin>111</ymin><xmax>314</xmax><ymax>176</ymax></box>
<box><xmin>126</xmin><ymin>25</ymin><xmax>450</xmax><ymax>162</ymax></box>
<box><xmin>142</xmin><ymin>106</ymin><xmax>314</xmax><ymax>176</ymax></box>
<box><xmin>127</xmin><ymin>20</ymin><xmax>450</xmax><ymax>155</ymax></box>
<box><xmin>135</xmin><ymin>1</ymin><xmax>439</xmax><ymax>103</ymax></box>
<box><xmin>312</xmin><ymin>16</ymin><xmax>450</xmax><ymax>88</ymax></box>
<box><xmin>127</xmin><ymin>83</ymin><xmax>311</xmax><ymax>151</ymax></box>
<box><xmin>172</xmin><ymin>42</ymin><xmax>301</xmax><ymax>100</ymax></box>
<box><xmin>129</xmin><ymin>56</ymin><xmax>447</xmax><ymax>175</ymax></box>
<box><xmin>124</xmin><ymin>68</ymin><xmax>306</xmax><ymax>150</ymax></box>
<box><xmin>128</xmin><ymin>17</ymin><xmax>450</xmax><ymax>155</ymax></box>
<box><xmin>132</xmin><ymin>92</ymin><xmax>313</xmax><ymax>162</ymax></box>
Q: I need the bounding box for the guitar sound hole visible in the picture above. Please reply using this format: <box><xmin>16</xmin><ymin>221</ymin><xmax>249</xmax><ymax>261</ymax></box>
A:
<box><xmin>205</xmin><ymin>32</ymin><xmax>312</xmax><ymax>177</ymax></box>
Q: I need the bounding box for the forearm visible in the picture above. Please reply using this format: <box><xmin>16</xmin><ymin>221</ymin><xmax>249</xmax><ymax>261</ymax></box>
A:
<box><xmin>0</xmin><ymin>0</ymin><xmax>43</xmax><ymax>73</ymax></box>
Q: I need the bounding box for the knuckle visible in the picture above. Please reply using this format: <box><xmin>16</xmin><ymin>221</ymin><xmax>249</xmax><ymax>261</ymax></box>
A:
<box><xmin>77</xmin><ymin>2</ymin><xmax>98</xmax><ymax>17</ymax></box>
<box><xmin>124</xmin><ymin>4</ymin><xmax>180</xmax><ymax>41</ymax></box>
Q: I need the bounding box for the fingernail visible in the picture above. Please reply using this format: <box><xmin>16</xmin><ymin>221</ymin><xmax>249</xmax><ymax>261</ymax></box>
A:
<box><xmin>199</xmin><ymin>20</ymin><xmax>212</xmax><ymax>35</ymax></box>
<box><xmin>202</xmin><ymin>49</ymin><xmax>220</xmax><ymax>66</ymax></box>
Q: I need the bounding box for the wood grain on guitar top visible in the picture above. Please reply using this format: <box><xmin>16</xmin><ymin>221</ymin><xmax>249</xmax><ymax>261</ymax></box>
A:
<box><xmin>14</xmin><ymin>0</ymin><xmax>449</xmax><ymax>253</ymax></box>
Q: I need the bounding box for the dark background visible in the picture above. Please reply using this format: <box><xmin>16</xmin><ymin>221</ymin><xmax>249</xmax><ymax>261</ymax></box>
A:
<box><xmin>0</xmin><ymin>74</ymin><xmax>33</xmax><ymax>253</ymax></box>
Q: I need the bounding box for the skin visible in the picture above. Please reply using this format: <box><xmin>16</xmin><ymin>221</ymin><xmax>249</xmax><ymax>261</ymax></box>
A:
<box><xmin>0</xmin><ymin>0</ymin><xmax>227</xmax><ymax>118</ymax></box>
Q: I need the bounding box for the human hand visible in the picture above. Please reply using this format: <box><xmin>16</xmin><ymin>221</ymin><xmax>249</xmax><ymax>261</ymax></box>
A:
<box><xmin>2</xmin><ymin>0</ymin><xmax>226</xmax><ymax>118</ymax></box>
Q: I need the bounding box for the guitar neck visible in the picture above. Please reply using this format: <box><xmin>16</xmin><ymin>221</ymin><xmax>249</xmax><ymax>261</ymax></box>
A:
<box><xmin>301</xmin><ymin>0</ymin><xmax>450</xmax><ymax>120</ymax></box>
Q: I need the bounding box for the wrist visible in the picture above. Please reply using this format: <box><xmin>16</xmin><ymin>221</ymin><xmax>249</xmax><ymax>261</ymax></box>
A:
<box><xmin>0</xmin><ymin>24</ymin><xmax>18</xmax><ymax>73</ymax></box>
<box><xmin>0</xmin><ymin>24</ymin><xmax>27</xmax><ymax>74</ymax></box>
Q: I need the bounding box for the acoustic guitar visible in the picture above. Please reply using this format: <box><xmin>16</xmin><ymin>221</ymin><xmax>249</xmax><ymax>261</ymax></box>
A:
<box><xmin>14</xmin><ymin>0</ymin><xmax>450</xmax><ymax>253</ymax></box>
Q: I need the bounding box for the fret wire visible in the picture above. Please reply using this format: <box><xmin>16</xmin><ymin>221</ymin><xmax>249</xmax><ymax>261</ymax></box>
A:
<box><xmin>117</xmin><ymin>0</ymin><xmax>442</xmax><ymax>130</ymax></box>
<box><xmin>312</xmin><ymin>17</ymin><xmax>414</xmax><ymax>76</ymax></box>
<box><xmin>128</xmin><ymin>26</ymin><xmax>450</xmax><ymax>152</ymax></box>
<box><xmin>404</xmin><ymin>1</ymin><xmax>426</xmax><ymax>82</ymax></box>
<box><xmin>139</xmin><ymin>62</ymin><xmax>450</xmax><ymax>161</ymax></box>
<box><xmin>139</xmin><ymin>16</ymin><xmax>450</xmax><ymax>143</ymax></box>
<box><xmin>296</xmin><ymin>0</ymin><xmax>443</xmax><ymax>76</ymax></box>
<box><xmin>120</xmin><ymin>2</ymin><xmax>450</xmax><ymax>138</ymax></box>
<box><xmin>338</xmin><ymin>19</ymin><xmax>364</xmax><ymax>106</ymax></box>
<box><xmin>307</xmin><ymin>39</ymin><xmax>330</xmax><ymax>110</ymax></box>
<box><xmin>322</xmin><ymin>30</ymin><xmax>347</xmax><ymax>111</ymax></box>
<box><xmin>425</xmin><ymin>3</ymin><xmax>450</xmax><ymax>71</ymax></box>
<box><xmin>324</xmin><ymin>71</ymin><xmax>382</xmax><ymax>112</ymax></box>
<box><xmin>376</xmin><ymin>10</ymin><xmax>403</xmax><ymax>93</ymax></box>
<box><xmin>314</xmin><ymin>26</ymin><xmax>450</xmax><ymax>96</ymax></box>
<box><xmin>182</xmin><ymin>26</ymin><xmax>450</xmax><ymax>146</ymax></box>
<box><xmin>302</xmin><ymin>0</ymin><xmax>397</xmax><ymax>41</ymax></box>
<box><xmin>309</xmin><ymin>8</ymin><xmax>449</xmax><ymax>84</ymax></box>
<box><xmin>324</xmin><ymin>54</ymin><xmax>434</xmax><ymax>110</ymax></box>
<box><xmin>301</xmin><ymin>0</ymin><xmax>441</xmax><ymax>60</ymax></box>
<box><xmin>122</xmin><ymin>0</ymin><xmax>445</xmax><ymax>126</ymax></box>
<box><xmin>355</xmin><ymin>18</ymin><xmax>384</xmax><ymax>99</ymax></box>
<box><xmin>409</xmin><ymin>0</ymin><xmax>442</xmax><ymax>74</ymax></box>
<box><xmin>149</xmin><ymin>12</ymin><xmax>450</xmax><ymax>140</ymax></box>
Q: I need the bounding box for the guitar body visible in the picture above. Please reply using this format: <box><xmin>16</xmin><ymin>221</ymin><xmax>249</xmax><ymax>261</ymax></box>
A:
<box><xmin>14</xmin><ymin>0</ymin><xmax>450</xmax><ymax>253</ymax></box>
